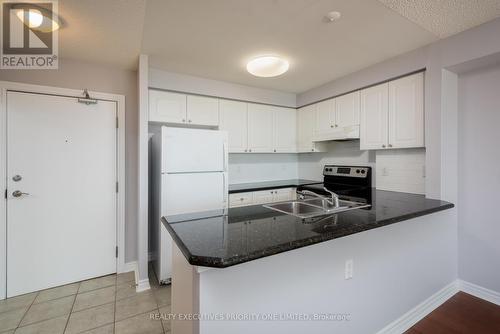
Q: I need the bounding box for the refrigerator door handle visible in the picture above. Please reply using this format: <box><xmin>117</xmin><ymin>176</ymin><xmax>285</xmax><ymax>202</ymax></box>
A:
<box><xmin>222</xmin><ymin>141</ymin><xmax>227</xmax><ymax>172</ymax></box>
<box><xmin>222</xmin><ymin>173</ymin><xmax>227</xmax><ymax>205</ymax></box>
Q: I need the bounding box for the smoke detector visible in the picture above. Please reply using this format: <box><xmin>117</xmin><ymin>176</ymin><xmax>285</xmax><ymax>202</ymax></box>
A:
<box><xmin>325</xmin><ymin>11</ymin><xmax>341</xmax><ymax>22</ymax></box>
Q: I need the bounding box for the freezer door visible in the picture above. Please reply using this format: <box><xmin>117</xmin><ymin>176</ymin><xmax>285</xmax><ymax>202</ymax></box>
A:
<box><xmin>162</xmin><ymin>127</ymin><xmax>228</xmax><ymax>173</ymax></box>
<box><xmin>162</xmin><ymin>172</ymin><xmax>227</xmax><ymax>216</ymax></box>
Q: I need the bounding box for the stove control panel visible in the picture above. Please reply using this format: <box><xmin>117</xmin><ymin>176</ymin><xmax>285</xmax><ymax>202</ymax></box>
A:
<box><xmin>323</xmin><ymin>166</ymin><xmax>370</xmax><ymax>178</ymax></box>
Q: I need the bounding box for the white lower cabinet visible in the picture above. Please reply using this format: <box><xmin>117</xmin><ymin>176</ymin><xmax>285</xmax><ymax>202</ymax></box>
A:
<box><xmin>252</xmin><ymin>190</ymin><xmax>276</xmax><ymax>205</ymax></box>
<box><xmin>229</xmin><ymin>187</ymin><xmax>296</xmax><ymax>208</ymax></box>
<box><xmin>273</xmin><ymin>188</ymin><xmax>296</xmax><ymax>202</ymax></box>
<box><xmin>229</xmin><ymin>192</ymin><xmax>253</xmax><ymax>208</ymax></box>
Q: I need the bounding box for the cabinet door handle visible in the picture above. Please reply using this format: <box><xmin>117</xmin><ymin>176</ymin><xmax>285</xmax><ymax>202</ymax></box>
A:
<box><xmin>388</xmin><ymin>144</ymin><xmax>393</xmax><ymax>148</ymax></box>
<box><xmin>249</xmin><ymin>149</ymin><xmax>252</xmax><ymax>152</ymax></box>
<box><xmin>188</xmin><ymin>119</ymin><xmax>192</xmax><ymax>123</ymax></box>
<box><xmin>382</xmin><ymin>144</ymin><xmax>386</xmax><ymax>148</ymax></box>
<box><xmin>182</xmin><ymin>119</ymin><xmax>186</xmax><ymax>122</ymax></box>
<box><xmin>330</xmin><ymin>125</ymin><xmax>334</xmax><ymax>128</ymax></box>
<box><xmin>273</xmin><ymin>149</ymin><xmax>276</xmax><ymax>152</ymax></box>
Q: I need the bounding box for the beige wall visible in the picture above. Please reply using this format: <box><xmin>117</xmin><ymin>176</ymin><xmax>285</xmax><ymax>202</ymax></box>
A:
<box><xmin>0</xmin><ymin>58</ymin><xmax>138</xmax><ymax>262</ymax></box>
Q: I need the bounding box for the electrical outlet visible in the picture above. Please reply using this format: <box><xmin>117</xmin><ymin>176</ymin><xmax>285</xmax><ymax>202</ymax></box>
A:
<box><xmin>382</xmin><ymin>167</ymin><xmax>389</xmax><ymax>176</ymax></box>
<box><xmin>345</xmin><ymin>259</ymin><xmax>353</xmax><ymax>280</ymax></box>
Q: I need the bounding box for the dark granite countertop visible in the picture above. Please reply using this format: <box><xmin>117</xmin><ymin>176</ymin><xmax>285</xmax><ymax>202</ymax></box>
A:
<box><xmin>228</xmin><ymin>179</ymin><xmax>321</xmax><ymax>193</ymax></box>
<box><xmin>162</xmin><ymin>189</ymin><xmax>454</xmax><ymax>269</ymax></box>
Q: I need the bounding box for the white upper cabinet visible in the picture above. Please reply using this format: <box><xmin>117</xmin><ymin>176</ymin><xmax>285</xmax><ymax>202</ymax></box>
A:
<box><xmin>360</xmin><ymin>83</ymin><xmax>389</xmax><ymax>150</ymax></box>
<box><xmin>149</xmin><ymin>90</ymin><xmax>220</xmax><ymax>127</ymax></box>
<box><xmin>388</xmin><ymin>72</ymin><xmax>424</xmax><ymax>148</ymax></box>
<box><xmin>360</xmin><ymin>72</ymin><xmax>424</xmax><ymax>150</ymax></box>
<box><xmin>297</xmin><ymin>105</ymin><xmax>315</xmax><ymax>152</ymax></box>
<box><xmin>186</xmin><ymin>95</ymin><xmax>219</xmax><ymax>126</ymax></box>
<box><xmin>297</xmin><ymin>105</ymin><xmax>326</xmax><ymax>152</ymax></box>
<box><xmin>273</xmin><ymin>106</ymin><xmax>297</xmax><ymax>153</ymax></box>
<box><xmin>247</xmin><ymin>103</ymin><xmax>274</xmax><ymax>153</ymax></box>
<box><xmin>313</xmin><ymin>92</ymin><xmax>360</xmax><ymax>141</ymax></box>
<box><xmin>149</xmin><ymin>90</ymin><xmax>187</xmax><ymax>124</ymax></box>
<box><xmin>336</xmin><ymin>91</ymin><xmax>360</xmax><ymax>128</ymax></box>
<box><xmin>219</xmin><ymin>100</ymin><xmax>248</xmax><ymax>153</ymax></box>
<box><xmin>220</xmin><ymin>102</ymin><xmax>299</xmax><ymax>154</ymax></box>
<box><xmin>314</xmin><ymin>99</ymin><xmax>336</xmax><ymax>138</ymax></box>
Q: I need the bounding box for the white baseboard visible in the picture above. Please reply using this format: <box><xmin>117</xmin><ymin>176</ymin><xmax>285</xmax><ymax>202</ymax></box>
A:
<box><xmin>119</xmin><ymin>261</ymin><xmax>137</xmax><ymax>274</ymax></box>
<box><xmin>136</xmin><ymin>278</ymin><xmax>151</xmax><ymax>292</ymax></box>
<box><xmin>118</xmin><ymin>260</ymin><xmax>151</xmax><ymax>292</ymax></box>
<box><xmin>459</xmin><ymin>280</ymin><xmax>500</xmax><ymax>306</ymax></box>
<box><xmin>376</xmin><ymin>281</ymin><xmax>459</xmax><ymax>334</ymax></box>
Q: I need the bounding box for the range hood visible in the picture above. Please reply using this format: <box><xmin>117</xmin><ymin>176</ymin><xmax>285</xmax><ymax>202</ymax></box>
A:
<box><xmin>312</xmin><ymin>125</ymin><xmax>360</xmax><ymax>142</ymax></box>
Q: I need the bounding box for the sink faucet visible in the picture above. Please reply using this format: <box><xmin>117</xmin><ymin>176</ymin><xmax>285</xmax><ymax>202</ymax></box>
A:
<box><xmin>298</xmin><ymin>188</ymin><xmax>340</xmax><ymax>208</ymax></box>
<box><xmin>323</xmin><ymin>187</ymin><xmax>340</xmax><ymax>208</ymax></box>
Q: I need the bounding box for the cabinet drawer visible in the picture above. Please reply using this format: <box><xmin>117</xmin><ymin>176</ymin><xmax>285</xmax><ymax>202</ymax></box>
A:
<box><xmin>252</xmin><ymin>190</ymin><xmax>275</xmax><ymax>205</ymax></box>
<box><xmin>274</xmin><ymin>187</ymin><xmax>296</xmax><ymax>202</ymax></box>
<box><xmin>229</xmin><ymin>192</ymin><xmax>253</xmax><ymax>207</ymax></box>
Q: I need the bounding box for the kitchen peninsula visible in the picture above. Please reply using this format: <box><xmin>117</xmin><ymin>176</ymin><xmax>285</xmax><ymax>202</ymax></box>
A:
<box><xmin>162</xmin><ymin>189</ymin><xmax>453</xmax><ymax>334</ymax></box>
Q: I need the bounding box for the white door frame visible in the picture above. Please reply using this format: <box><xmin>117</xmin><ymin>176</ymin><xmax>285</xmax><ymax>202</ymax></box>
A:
<box><xmin>0</xmin><ymin>81</ymin><xmax>126</xmax><ymax>300</ymax></box>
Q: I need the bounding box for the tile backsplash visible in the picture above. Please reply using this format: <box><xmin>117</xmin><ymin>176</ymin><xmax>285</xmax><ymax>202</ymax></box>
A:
<box><xmin>376</xmin><ymin>148</ymin><xmax>426</xmax><ymax>194</ymax></box>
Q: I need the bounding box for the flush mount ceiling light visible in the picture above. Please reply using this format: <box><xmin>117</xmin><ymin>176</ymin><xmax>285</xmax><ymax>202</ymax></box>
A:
<box><xmin>246</xmin><ymin>56</ymin><xmax>289</xmax><ymax>78</ymax></box>
<box><xmin>325</xmin><ymin>11</ymin><xmax>341</xmax><ymax>22</ymax></box>
<box><xmin>15</xmin><ymin>5</ymin><xmax>60</xmax><ymax>32</ymax></box>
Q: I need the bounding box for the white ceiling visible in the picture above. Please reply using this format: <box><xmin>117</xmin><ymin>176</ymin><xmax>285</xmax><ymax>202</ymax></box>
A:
<box><xmin>57</xmin><ymin>0</ymin><xmax>146</xmax><ymax>69</ymax></box>
<box><xmin>54</xmin><ymin>0</ymin><xmax>500</xmax><ymax>93</ymax></box>
<box><xmin>378</xmin><ymin>0</ymin><xmax>500</xmax><ymax>38</ymax></box>
<box><xmin>141</xmin><ymin>0</ymin><xmax>438</xmax><ymax>93</ymax></box>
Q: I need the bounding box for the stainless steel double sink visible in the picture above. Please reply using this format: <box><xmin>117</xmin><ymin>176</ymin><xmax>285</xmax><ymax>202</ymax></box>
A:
<box><xmin>263</xmin><ymin>198</ymin><xmax>370</xmax><ymax>219</ymax></box>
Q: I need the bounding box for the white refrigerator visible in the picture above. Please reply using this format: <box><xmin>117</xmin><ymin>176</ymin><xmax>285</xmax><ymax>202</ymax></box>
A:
<box><xmin>150</xmin><ymin>126</ymin><xmax>228</xmax><ymax>284</ymax></box>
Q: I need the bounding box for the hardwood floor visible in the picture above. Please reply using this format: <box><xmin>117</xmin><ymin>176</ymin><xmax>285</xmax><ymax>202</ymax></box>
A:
<box><xmin>405</xmin><ymin>292</ymin><xmax>500</xmax><ymax>334</ymax></box>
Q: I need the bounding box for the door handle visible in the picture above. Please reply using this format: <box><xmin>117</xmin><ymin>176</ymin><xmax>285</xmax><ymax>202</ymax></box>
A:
<box><xmin>12</xmin><ymin>190</ymin><xmax>29</xmax><ymax>197</ymax></box>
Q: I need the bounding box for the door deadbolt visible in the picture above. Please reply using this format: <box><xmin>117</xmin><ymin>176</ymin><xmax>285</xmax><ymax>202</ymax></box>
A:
<box><xmin>12</xmin><ymin>175</ymin><xmax>22</xmax><ymax>182</ymax></box>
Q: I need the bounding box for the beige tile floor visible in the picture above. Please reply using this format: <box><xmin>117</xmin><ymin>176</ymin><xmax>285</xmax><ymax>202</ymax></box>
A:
<box><xmin>0</xmin><ymin>265</ymin><xmax>171</xmax><ymax>334</ymax></box>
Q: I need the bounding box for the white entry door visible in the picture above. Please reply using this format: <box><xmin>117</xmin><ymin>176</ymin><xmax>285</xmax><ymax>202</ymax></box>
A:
<box><xmin>6</xmin><ymin>91</ymin><xmax>117</xmax><ymax>297</ymax></box>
